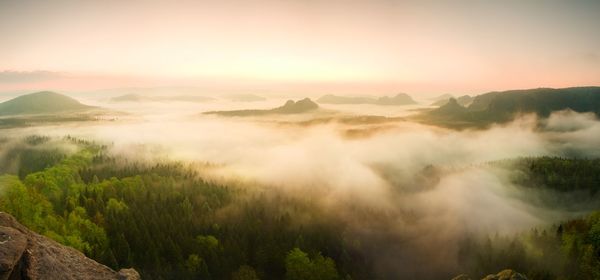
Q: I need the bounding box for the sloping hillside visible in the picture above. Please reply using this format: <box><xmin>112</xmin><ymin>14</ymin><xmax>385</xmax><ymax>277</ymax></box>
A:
<box><xmin>0</xmin><ymin>91</ymin><xmax>94</xmax><ymax>116</ymax></box>
<box><xmin>418</xmin><ymin>87</ymin><xmax>600</xmax><ymax>128</ymax></box>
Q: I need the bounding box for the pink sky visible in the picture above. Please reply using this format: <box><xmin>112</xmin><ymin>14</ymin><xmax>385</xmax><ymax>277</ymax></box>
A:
<box><xmin>1</xmin><ymin>0</ymin><xmax>599</xmax><ymax>95</ymax></box>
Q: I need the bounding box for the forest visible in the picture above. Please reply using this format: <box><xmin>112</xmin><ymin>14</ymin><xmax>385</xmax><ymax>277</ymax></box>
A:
<box><xmin>0</xmin><ymin>135</ymin><xmax>599</xmax><ymax>279</ymax></box>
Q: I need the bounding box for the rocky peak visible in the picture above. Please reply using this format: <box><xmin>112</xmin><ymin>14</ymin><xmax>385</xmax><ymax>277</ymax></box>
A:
<box><xmin>275</xmin><ymin>98</ymin><xmax>319</xmax><ymax>113</ymax></box>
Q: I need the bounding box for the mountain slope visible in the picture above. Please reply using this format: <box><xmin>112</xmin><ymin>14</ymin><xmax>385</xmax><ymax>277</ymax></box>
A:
<box><xmin>429</xmin><ymin>98</ymin><xmax>467</xmax><ymax>116</ymax></box>
<box><xmin>475</xmin><ymin>87</ymin><xmax>600</xmax><ymax>116</ymax></box>
<box><xmin>0</xmin><ymin>91</ymin><xmax>93</xmax><ymax>116</ymax></box>
<box><xmin>419</xmin><ymin>87</ymin><xmax>600</xmax><ymax>128</ymax></box>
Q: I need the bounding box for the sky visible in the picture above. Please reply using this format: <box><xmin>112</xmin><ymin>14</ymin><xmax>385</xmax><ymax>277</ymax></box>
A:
<box><xmin>0</xmin><ymin>0</ymin><xmax>599</xmax><ymax>95</ymax></box>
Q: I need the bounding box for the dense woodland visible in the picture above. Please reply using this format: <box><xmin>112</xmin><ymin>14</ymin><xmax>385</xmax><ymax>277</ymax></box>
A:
<box><xmin>0</xmin><ymin>136</ymin><xmax>367</xmax><ymax>279</ymax></box>
<box><xmin>0</xmin><ymin>135</ymin><xmax>599</xmax><ymax>279</ymax></box>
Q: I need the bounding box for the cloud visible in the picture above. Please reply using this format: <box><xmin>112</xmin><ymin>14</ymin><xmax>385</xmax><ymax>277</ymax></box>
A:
<box><xmin>4</xmin><ymin>101</ymin><xmax>600</xmax><ymax>278</ymax></box>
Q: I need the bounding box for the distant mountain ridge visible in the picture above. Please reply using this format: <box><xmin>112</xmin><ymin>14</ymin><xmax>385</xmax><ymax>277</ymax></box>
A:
<box><xmin>226</xmin><ymin>94</ymin><xmax>266</xmax><ymax>102</ymax></box>
<box><xmin>431</xmin><ymin>95</ymin><xmax>474</xmax><ymax>107</ymax></box>
<box><xmin>429</xmin><ymin>93</ymin><xmax>453</xmax><ymax>102</ymax></box>
<box><xmin>205</xmin><ymin>98</ymin><xmax>319</xmax><ymax>116</ymax></box>
<box><xmin>428</xmin><ymin>98</ymin><xmax>467</xmax><ymax>116</ymax></box>
<box><xmin>110</xmin><ymin>93</ymin><xmax>213</xmax><ymax>103</ymax></box>
<box><xmin>419</xmin><ymin>87</ymin><xmax>600</xmax><ymax>128</ymax></box>
<box><xmin>0</xmin><ymin>91</ymin><xmax>94</xmax><ymax>116</ymax></box>
<box><xmin>317</xmin><ymin>93</ymin><xmax>417</xmax><ymax>105</ymax></box>
<box><xmin>470</xmin><ymin>87</ymin><xmax>600</xmax><ymax>116</ymax></box>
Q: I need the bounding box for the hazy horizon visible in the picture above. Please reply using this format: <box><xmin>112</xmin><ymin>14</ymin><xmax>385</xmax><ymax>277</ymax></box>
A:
<box><xmin>2</xmin><ymin>0</ymin><xmax>600</xmax><ymax>95</ymax></box>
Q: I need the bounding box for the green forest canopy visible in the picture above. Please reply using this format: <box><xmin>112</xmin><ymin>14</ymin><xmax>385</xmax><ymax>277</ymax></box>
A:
<box><xmin>0</xmin><ymin>135</ymin><xmax>599</xmax><ymax>279</ymax></box>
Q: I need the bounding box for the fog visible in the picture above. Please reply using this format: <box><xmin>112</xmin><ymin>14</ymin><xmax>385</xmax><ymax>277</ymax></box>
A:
<box><xmin>3</xmin><ymin>96</ymin><xmax>600</xmax><ymax>278</ymax></box>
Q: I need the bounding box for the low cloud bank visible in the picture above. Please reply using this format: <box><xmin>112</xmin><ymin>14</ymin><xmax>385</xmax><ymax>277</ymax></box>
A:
<box><xmin>4</xmin><ymin>104</ymin><xmax>600</xmax><ymax>278</ymax></box>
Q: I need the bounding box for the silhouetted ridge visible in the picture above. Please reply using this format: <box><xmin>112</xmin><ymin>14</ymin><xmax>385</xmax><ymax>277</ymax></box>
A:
<box><xmin>376</xmin><ymin>93</ymin><xmax>417</xmax><ymax>105</ymax></box>
<box><xmin>205</xmin><ymin>98</ymin><xmax>318</xmax><ymax>116</ymax></box>
<box><xmin>431</xmin><ymin>95</ymin><xmax>474</xmax><ymax>107</ymax></box>
<box><xmin>317</xmin><ymin>93</ymin><xmax>417</xmax><ymax>105</ymax></box>
<box><xmin>429</xmin><ymin>98</ymin><xmax>467</xmax><ymax>115</ymax></box>
<box><xmin>273</xmin><ymin>98</ymin><xmax>319</xmax><ymax>113</ymax></box>
<box><xmin>419</xmin><ymin>86</ymin><xmax>600</xmax><ymax>128</ymax></box>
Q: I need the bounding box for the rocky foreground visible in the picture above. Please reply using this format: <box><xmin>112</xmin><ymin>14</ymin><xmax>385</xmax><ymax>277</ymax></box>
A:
<box><xmin>452</xmin><ymin>269</ymin><xmax>528</xmax><ymax>280</ymax></box>
<box><xmin>0</xmin><ymin>212</ymin><xmax>139</xmax><ymax>280</ymax></box>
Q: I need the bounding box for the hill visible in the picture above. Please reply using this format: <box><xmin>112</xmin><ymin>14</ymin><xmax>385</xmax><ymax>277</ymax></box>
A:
<box><xmin>273</xmin><ymin>98</ymin><xmax>319</xmax><ymax>113</ymax></box>
<box><xmin>418</xmin><ymin>87</ymin><xmax>600</xmax><ymax>128</ymax></box>
<box><xmin>317</xmin><ymin>93</ymin><xmax>417</xmax><ymax>105</ymax></box>
<box><xmin>205</xmin><ymin>98</ymin><xmax>319</xmax><ymax>116</ymax></box>
<box><xmin>0</xmin><ymin>91</ymin><xmax>93</xmax><ymax>116</ymax></box>
<box><xmin>428</xmin><ymin>98</ymin><xmax>467</xmax><ymax>116</ymax></box>
<box><xmin>472</xmin><ymin>87</ymin><xmax>600</xmax><ymax>116</ymax></box>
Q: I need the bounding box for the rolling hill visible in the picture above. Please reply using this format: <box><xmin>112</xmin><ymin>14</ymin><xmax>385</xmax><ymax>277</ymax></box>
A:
<box><xmin>0</xmin><ymin>91</ymin><xmax>94</xmax><ymax>116</ymax></box>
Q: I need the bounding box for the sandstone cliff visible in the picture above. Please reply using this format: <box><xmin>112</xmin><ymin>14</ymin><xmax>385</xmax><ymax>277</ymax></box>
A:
<box><xmin>0</xmin><ymin>212</ymin><xmax>140</xmax><ymax>280</ymax></box>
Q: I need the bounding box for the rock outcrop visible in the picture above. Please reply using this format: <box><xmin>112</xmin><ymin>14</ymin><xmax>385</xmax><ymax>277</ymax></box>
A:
<box><xmin>429</xmin><ymin>98</ymin><xmax>467</xmax><ymax>116</ymax></box>
<box><xmin>451</xmin><ymin>269</ymin><xmax>527</xmax><ymax>280</ymax></box>
<box><xmin>273</xmin><ymin>98</ymin><xmax>319</xmax><ymax>114</ymax></box>
<box><xmin>0</xmin><ymin>212</ymin><xmax>140</xmax><ymax>280</ymax></box>
<box><xmin>482</xmin><ymin>269</ymin><xmax>527</xmax><ymax>280</ymax></box>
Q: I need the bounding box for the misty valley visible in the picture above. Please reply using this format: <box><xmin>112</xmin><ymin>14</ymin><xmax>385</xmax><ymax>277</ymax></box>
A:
<box><xmin>0</xmin><ymin>87</ymin><xmax>599</xmax><ymax>280</ymax></box>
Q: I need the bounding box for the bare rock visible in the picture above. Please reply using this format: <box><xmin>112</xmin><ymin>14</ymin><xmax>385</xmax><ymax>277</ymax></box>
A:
<box><xmin>0</xmin><ymin>212</ymin><xmax>140</xmax><ymax>280</ymax></box>
<box><xmin>482</xmin><ymin>269</ymin><xmax>527</xmax><ymax>280</ymax></box>
<box><xmin>453</xmin><ymin>269</ymin><xmax>527</xmax><ymax>280</ymax></box>
<box><xmin>118</xmin><ymin>269</ymin><xmax>141</xmax><ymax>280</ymax></box>
<box><xmin>0</xmin><ymin>226</ymin><xmax>27</xmax><ymax>280</ymax></box>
